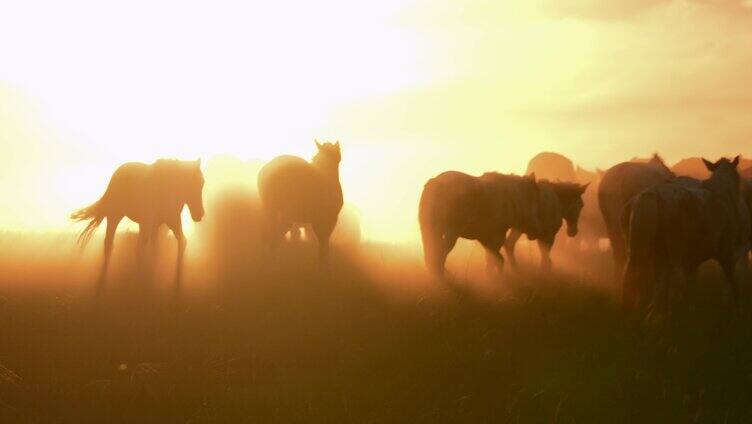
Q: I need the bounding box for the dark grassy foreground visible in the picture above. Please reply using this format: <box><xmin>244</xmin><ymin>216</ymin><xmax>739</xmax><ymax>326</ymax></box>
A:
<box><xmin>0</xmin><ymin>231</ymin><xmax>751</xmax><ymax>424</ymax></box>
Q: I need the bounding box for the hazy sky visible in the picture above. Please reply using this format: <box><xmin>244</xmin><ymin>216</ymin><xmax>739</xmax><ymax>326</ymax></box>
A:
<box><xmin>1</xmin><ymin>0</ymin><xmax>751</xmax><ymax>241</ymax></box>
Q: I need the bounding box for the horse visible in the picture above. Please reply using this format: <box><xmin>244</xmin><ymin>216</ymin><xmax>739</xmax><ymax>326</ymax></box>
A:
<box><xmin>621</xmin><ymin>157</ymin><xmax>750</xmax><ymax>312</ymax></box>
<box><xmin>527</xmin><ymin>154</ymin><xmax>605</xmax><ymax>250</ymax></box>
<box><xmin>672</xmin><ymin>157</ymin><xmax>752</xmax><ymax>180</ymax></box>
<box><xmin>257</xmin><ymin>140</ymin><xmax>343</xmax><ymax>265</ymax></box>
<box><xmin>744</xmin><ymin>178</ymin><xmax>752</xmax><ymax>255</ymax></box>
<box><xmin>418</xmin><ymin>171</ymin><xmax>542</xmax><ymax>278</ymax></box>
<box><xmin>504</xmin><ymin>180</ymin><xmax>588</xmax><ymax>272</ymax></box>
<box><xmin>525</xmin><ymin>152</ymin><xmax>577</xmax><ymax>182</ymax></box>
<box><xmin>71</xmin><ymin>159</ymin><xmax>205</xmax><ymax>289</ymax></box>
<box><xmin>598</xmin><ymin>154</ymin><xmax>674</xmax><ymax>278</ymax></box>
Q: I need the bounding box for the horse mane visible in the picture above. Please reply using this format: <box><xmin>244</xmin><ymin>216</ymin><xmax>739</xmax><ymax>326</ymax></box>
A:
<box><xmin>480</xmin><ymin>172</ymin><xmax>527</xmax><ymax>183</ymax></box>
<box><xmin>540</xmin><ymin>180</ymin><xmax>586</xmax><ymax>203</ymax></box>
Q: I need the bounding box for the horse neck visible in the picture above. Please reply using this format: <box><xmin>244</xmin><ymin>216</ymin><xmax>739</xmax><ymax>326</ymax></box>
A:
<box><xmin>156</xmin><ymin>167</ymin><xmax>192</xmax><ymax>205</ymax></box>
<box><xmin>703</xmin><ymin>173</ymin><xmax>739</xmax><ymax>206</ymax></box>
<box><xmin>314</xmin><ymin>161</ymin><xmax>341</xmax><ymax>184</ymax></box>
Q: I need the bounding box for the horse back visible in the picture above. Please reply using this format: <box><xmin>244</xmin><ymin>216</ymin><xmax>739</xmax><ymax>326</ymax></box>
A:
<box><xmin>421</xmin><ymin>172</ymin><xmax>490</xmax><ymax>235</ymax></box>
<box><xmin>258</xmin><ymin>155</ymin><xmax>342</xmax><ymax>222</ymax></box>
<box><xmin>107</xmin><ymin>162</ymin><xmax>181</xmax><ymax>222</ymax></box>
<box><xmin>599</xmin><ymin>161</ymin><xmax>673</xmax><ymax>227</ymax></box>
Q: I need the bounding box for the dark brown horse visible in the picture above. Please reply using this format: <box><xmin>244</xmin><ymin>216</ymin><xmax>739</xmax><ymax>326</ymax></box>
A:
<box><xmin>598</xmin><ymin>154</ymin><xmax>674</xmax><ymax>277</ymax></box>
<box><xmin>71</xmin><ymin>159</ymin><xmax>205</xmax><ymax>289</ymax></box>
<box><xmin>622</xmin><ymin>157</ymin><xmax>750</xmax><ymax>311</ymax></box>
<box><xmin>258</xmin><ymin>141</ymin><xmax>343</xmax><ymax>265</ymax></box>
<box><xmin>419</xmin><ymin>171</ymin><xmax>542</xmax><ymax>278</ymax></box>
<box><xmin>504</xmin><ymin>180</ymin><xmax>588</xmax><ymax>272</ymax></box>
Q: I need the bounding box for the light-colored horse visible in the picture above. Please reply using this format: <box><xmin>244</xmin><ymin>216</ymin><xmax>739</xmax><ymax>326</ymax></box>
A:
<box><xmin>621</xmin><ymin>157</ymin><xmax>750</xmax><ymax>311</ymax></box>
<box><xmin>504</xmin><ymin>180</ymin><xmax>588</xmax><ymax>272</ymax></box>
<box><xmin>257</xmin><ymin>140</ymin><xmax>343</xmax><ymax>264</ymax></box>
<box><xmin>598</xmin><ymin>154</ymin><xmax>674</xmax><ymax>277</ymax></box>
<box><xmin>71</xmin><ymin>159</ymin><xmax>205</xmax><ymax>288</ymax></box>
<box><xmin>419</xmin><ymin>171</ymin><xmax>542</xmax><ymax>278</ymax></box>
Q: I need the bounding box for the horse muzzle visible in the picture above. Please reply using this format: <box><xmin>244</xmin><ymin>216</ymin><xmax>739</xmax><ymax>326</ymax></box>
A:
<box><xmin>191</xmin><ymin>211</ymin><xmax>204</xmax><ymax>222</ymax></box>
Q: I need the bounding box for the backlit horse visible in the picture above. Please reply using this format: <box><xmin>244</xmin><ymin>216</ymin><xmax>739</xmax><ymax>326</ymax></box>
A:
<box><xmin>622</xmin><ymin>157</ymin><xmax>750</xmax><ymax>311</ymax></box>
<box><xmin>258</xmin><ymin>141</ymin><xmax>343</xmax><ymax>265</ymax></box>
<box><xmin>598</xmin><ymin>154</ymin><xmax>674</xmax><ymax>277</ymax></box>
<box><xmin>419</xmin><ymin>171</ymin><xmax>542</xmax><ymax>278</ymax></box>
<box><xmin>504</xmin><ymin>180</ymin><xmax>588</xmax><ymax>272</ymax></box>
<box><xmin>71</xmin><ymin>159</ymin><xmax>205</xmax><ymax>289</ymax></box>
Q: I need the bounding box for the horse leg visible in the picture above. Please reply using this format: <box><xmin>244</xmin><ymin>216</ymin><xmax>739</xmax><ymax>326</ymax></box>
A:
<box><xmin>167</xmin><ymin>219</ymin><xmax>187</xmax><ymax>290</ymax></box>
<box><xmin>537</xmin><ymin>236</ymin><xmax>554</xmax><ymax>273</ymax></box>
<box><xmin>312</xmin><ymin>220</ymin><xmax>337</xmax><ymax>268</ymax></box>
<box><xmin>480</xmin><ymin>239</ymin><xmax>504</xmax><ymax>279</ymax></box>
<box><xmin>503</xmin><ymin>229</ymin><xmax>522</xmax><ymax>270</ymax></box>
<box><xmin>437</xmin><ymin>233</ymin><xmax>458</xmax><ymax>278</ymax></box>
<box><xmin>652</xmin><ymin>260</ymin><xmax>678</xmax><ymax>317</ymax></box>
<box><xmin>98</xmin><ymin>215</ymin><xmax>122</xmax><ymax>293</ymax></box>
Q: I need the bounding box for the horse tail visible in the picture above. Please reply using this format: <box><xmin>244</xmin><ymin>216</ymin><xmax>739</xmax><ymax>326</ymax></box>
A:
<box><xmin>419</xmin><ymin>180</ymin><xmax>445</xmax><ymax>276</ymax></box>
<box><xmin>70</xmin><ymin>197</ymin><xmax>107</xmax><ymax>246</ymax></box>
<box><xmin>621</xmin><ymin>192</ymin><xmax>659</xmax><ymax>309</ymax></box>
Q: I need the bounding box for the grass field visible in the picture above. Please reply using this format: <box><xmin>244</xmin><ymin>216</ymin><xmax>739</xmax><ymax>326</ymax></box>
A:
<box><xmin>0</xmin><ymin>215</ymin><xmax>751</xmax><ymax>423</ymax></box>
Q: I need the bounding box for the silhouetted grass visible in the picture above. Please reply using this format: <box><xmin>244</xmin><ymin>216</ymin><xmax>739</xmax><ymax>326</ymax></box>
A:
<box><xmin>0</xmin><ymin>220</ymin><xmax>751</xmax><ymax>422</ymax></box>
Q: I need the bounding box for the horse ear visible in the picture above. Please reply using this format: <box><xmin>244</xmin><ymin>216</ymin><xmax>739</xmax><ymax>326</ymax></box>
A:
<box><xmin>528</xmin><ymin>172</ymin><xmax>536</xmax><ymax>181</ymax></box>
<box><xmin>732</xmin><ymin>155</ymin><xmax>740</xmax><ymax>167</ymax></box>
<box><xmin>315</xmin><ymin>139</ymin><xmax>323</xmax><ymax>150</ymax></box>
<box><xmin>702</xmin><ymin>158</ymin><xmax>716</xmax><ymax>171</ymax></box>
<box><xmin>335</xmin><ymin>140</ymin><xmax>340</xmax><ymax>149</ymax></box>
<box><xmin>579</xmin><ymin>182</ymin><xmax>590</xmax><ymax>194</ymax></box>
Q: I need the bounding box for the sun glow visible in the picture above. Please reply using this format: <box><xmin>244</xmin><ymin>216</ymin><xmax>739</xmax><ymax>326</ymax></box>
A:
<box><xmin>3</xmin><ymin>0</ymin><xmax>752</xmax><ymax>243</ymax></box>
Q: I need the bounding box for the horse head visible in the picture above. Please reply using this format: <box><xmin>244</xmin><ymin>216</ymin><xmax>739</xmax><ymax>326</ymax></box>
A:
<box><xmin>553</xmin><ymin>182</ymin><xmax>589</xmax><ymax>237</ymax></box>
<box><xmin>185</xmin><ymin>159</ymin><xmax>205</xmax><ymax>222</ymax></box>
<box><xmin>312</xmin><ymin>139</ymin><xmax>341</xmax><ymax>172</ymax></box>
<box><xmin>702</xmin><ymin>156</ymin><xmax>741</xmax><ymax>193</ymax></box>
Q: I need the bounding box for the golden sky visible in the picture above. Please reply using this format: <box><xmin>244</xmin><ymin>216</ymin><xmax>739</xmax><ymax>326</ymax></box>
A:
<box><xmin>1</xmin><ymin>0</ymin><xmax>751</xmax><ymax>241</ymax></box>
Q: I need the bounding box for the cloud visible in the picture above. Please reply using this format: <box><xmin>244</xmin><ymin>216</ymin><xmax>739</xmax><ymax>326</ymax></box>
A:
<box><xmin>541</xmin><ymin>0</ymin><xmax>752</xmax><ymax>21</ymax></box>
<box><xmin>541</xmin><ymin>0</ymin><xmax>670</xmax><ymax>21</ymax></box>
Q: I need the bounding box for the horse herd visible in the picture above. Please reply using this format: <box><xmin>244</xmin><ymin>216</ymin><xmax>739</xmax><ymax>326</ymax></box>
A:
<box><xmin>71</xmin><ymin>142</ymin><xmax>752</xmax><ymax>312</ymax></box>
<box><xmin>420</xmin><ymin>151</ymin><xmax>752</xmax><ymax>312</ymax></box>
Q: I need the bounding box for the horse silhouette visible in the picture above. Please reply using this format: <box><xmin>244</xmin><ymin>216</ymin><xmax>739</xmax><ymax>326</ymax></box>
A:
<box><xmin>598</xmin><ymin>154</ymin><xmax>674</xmax><ymax>277</ymax></box>
<box><xmin>504</xmin><ymin>180</ymin><xmax>588</xmax><ymax>272</ymax></box>
<box><xmin>528</xmin><ymin>154</ymin><xmax>604</xmax><ymax>249</ymax></box>
<box><xmin>622</xmin><ymin>157</ymin><xmax>750</xmax><ymax>312</ymax></box>
<box><xmin>71</xmin><ymin>159</ymin><xmax>205</xmax><ymax>289</ymax></box>
<box><xmin>257</xmin><ymin>140</ymin><xmax>343</xmax><ymax>265</ymax></box>
<box><xmin>672</xmin><ymin>157</ymin><xmax>752</xmax><ymax>180</ymax></box>
<box><xmin>419</xmin><ymin>171</ymin><xmax>542</xmax><ymax>278</ymax></box>
<box><xmin>745</xmin><ymin>178</ymin><xmax>752</xmax><ymax>253</ymax></box>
